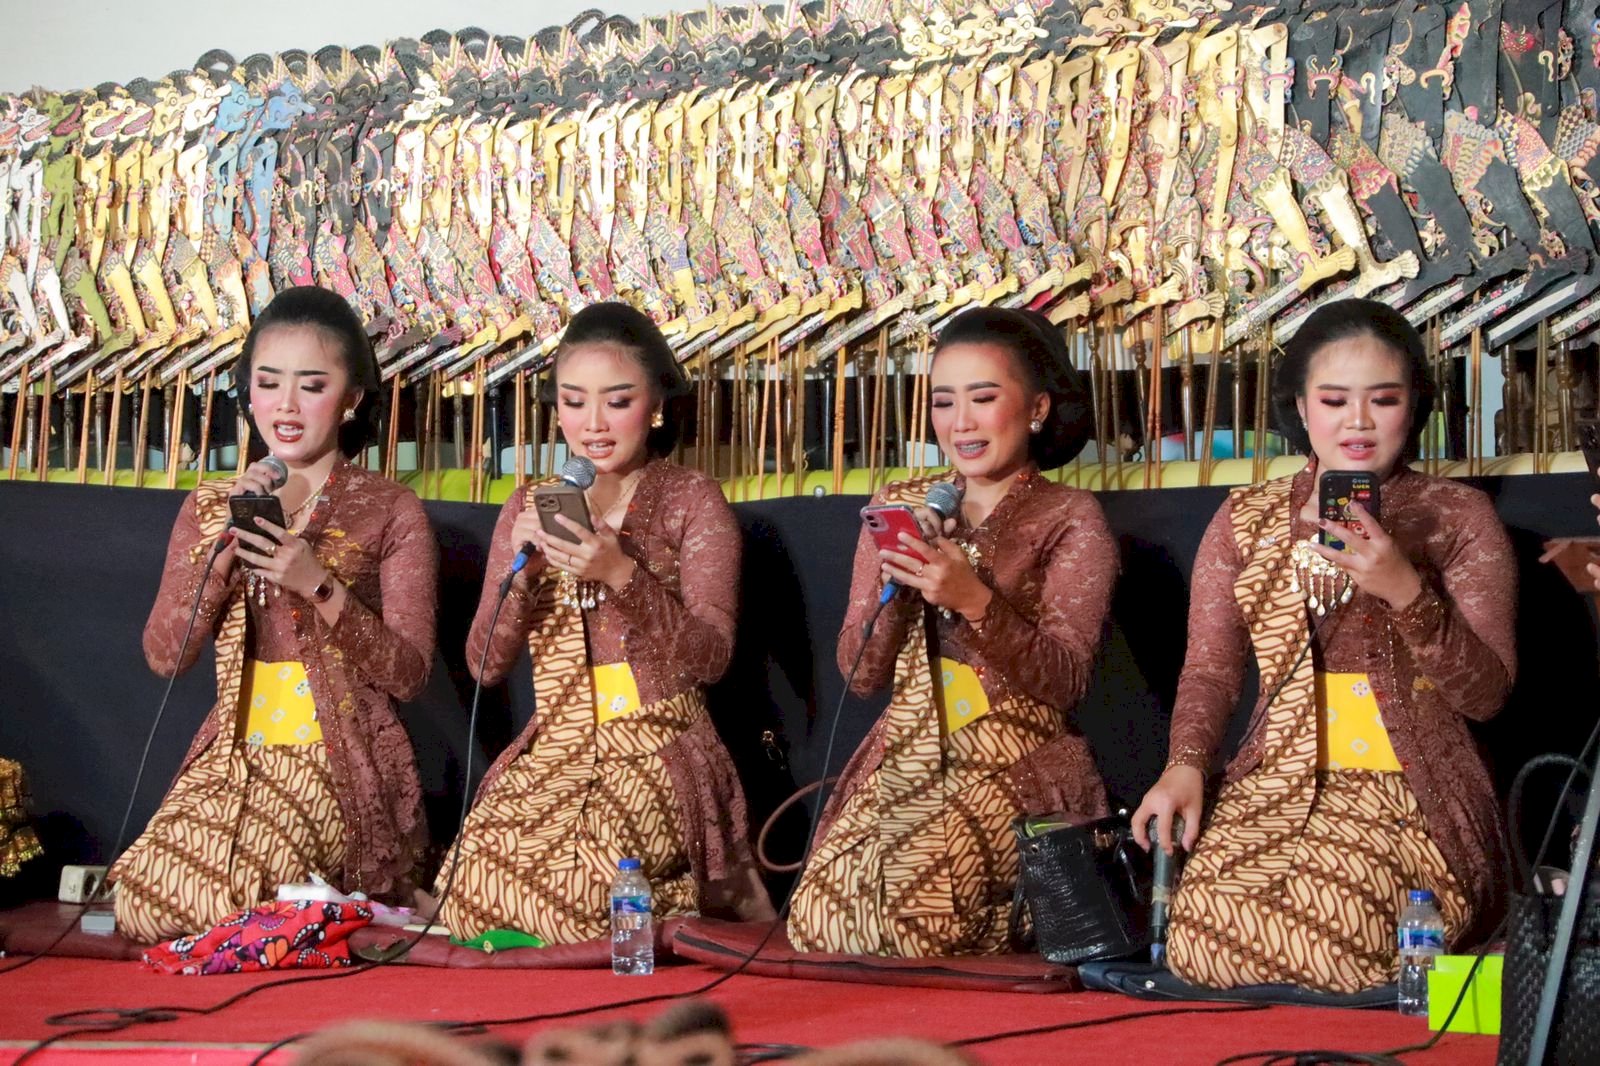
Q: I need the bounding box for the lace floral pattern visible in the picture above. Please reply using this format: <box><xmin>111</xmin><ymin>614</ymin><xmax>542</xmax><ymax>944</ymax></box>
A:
<box><xmin>825</xmin><ymin>471</ymin><xmax>1120</xmax><ymax>836</ymax></box>
<box><xmin>1168</xmin><ymin>465</ymin><xmax>1515</xmax><ymax>931</ymax></box>
<box><xmin>462</xmin><ymin>461</ymin><xmax>765</xmax><ymax>911</ymax></box>
<box><xmin>140</xmin><ymin>463</ymin><xmax>438</xmax><ymax>898</ymax></box>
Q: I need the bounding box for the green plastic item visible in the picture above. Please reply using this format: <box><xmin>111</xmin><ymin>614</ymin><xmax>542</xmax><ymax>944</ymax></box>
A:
<box><xmin>1427</xmin><ymin>954</ymin><xmax>1502</xmax><ymax>1035</ymax></box>
<box><xmin>451</xmin><ymin>928</ymin><xmax>548</xmax><ymax>953</ymax></box>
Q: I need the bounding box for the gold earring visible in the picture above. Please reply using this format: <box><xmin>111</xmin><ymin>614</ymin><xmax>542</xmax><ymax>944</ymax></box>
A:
<box><xmin>651</xmin><ymin>411</ymin><xmax>664</xmax><ymax>429</ymax></box>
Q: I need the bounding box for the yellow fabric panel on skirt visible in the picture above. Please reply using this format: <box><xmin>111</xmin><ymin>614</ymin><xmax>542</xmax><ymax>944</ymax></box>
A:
<box><xmin>934</xmin><ymin>657</ymin><xmax>992</xmax><ymax>735</ymax></box>
<box><xmin>592</xmin><ymin>662</ymin><xmax>644</xmax><ymax>723</ymax></box>
<box><xmin>239</xmin><ymin>660</ymin><xmax>322</xmax><ymax>747</ymax></box>
<box><xmin>1316</xmin><ymin>672</ymin><xmax>1401</xmax><ymax>773</ymax></box>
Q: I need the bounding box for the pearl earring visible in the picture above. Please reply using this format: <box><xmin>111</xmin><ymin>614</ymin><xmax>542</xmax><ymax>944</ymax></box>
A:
<box><xmin>342</xmin><ymin>409</ymin><xmax>356</xmax><ymax>423</ymax></box>
<box><xmin>1029</xmin><ymin>419</ymin><xmax>1043</xmax><ymax>434</ymax></box>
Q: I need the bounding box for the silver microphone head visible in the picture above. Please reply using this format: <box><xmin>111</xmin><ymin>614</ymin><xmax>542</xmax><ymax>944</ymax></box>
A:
<box><xmin>260</xmin><ymin>455</ymin><xmax>289</xmax><ymax>491</ymax></box>
<box><xmin>560</xmin><ymin>456</ymin><xmax>597</xmax><ymax>489</ymax></box>
<box><xmin>924</xmin><ymin>481</ymin><xmax>963</xmax><ymax>520</ymax></box>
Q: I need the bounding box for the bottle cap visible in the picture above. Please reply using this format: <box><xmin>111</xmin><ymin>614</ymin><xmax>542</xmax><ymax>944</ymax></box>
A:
<box><xmin>1408</xmin><ymin>889</ymin><xmax>1435</xmax><ymax>904</ymax></box>
<box><xmin>618</xmin><ymin>857</ymin><xmax>642</xmax><ymax>871</ymax></box>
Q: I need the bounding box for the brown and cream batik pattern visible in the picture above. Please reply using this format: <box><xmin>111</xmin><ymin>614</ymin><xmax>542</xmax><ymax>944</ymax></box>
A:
<box><xmin>787</xmin><ymin>480</ymin><xmax>1060</xmax><ymax>958</ymax></box>
<box><xmin>437</xmin><ymin>571</ymin><xmax>699</xmax><ymax>944</ymax></box>
<box><xmin>112</xmin><ymin>744</ymin><xmax>346</xmax><ymax>944</ymax></box>
<box><xmin>1166</xmin><ymin>479</ymin><xmax>1467</xmax><ymax>993</ymax></box>
<box><xmin>114</xmin><ymin>483</ymin><xmax>347</xmax><ymax>943</ymax></box>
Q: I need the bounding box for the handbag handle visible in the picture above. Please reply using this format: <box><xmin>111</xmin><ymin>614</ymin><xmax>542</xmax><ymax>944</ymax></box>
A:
<box><xmin>1508</xmin><ymin>753</ymin><xmax>1593</xmax><ymax>891</ymax></box>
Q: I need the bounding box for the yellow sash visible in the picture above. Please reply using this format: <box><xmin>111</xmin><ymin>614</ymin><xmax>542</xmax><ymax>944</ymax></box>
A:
<box><xmin>592</xmin><ymin>662</ymin><xmax>643</xmax><ymax>724</ymax></box>
<box><xmin>1317</xmin><ymin>671</ymin><xmax>1402</xmax><ymax>772</ymax></box>
<box><xmin>239</xmin><ymin>660</ymin><xmax>322</xmax><ymax>746</ymax></box>
<box><xmin>935</xmin><ymin>657</ymin><xmax>992</xmax><ymax>735</ymax></box>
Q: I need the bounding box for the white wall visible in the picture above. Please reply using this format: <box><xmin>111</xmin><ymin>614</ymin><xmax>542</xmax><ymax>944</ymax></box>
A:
<box><xmin>2</xmin><ymin>0</ymin><xmax>675</xmax><ymax>93</ymax></box>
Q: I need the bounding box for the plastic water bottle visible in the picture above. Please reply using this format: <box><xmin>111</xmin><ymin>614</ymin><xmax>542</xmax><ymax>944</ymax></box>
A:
<box><xmin>610</xmin><ymin>857</ymin><xmax>654</xmax><ymax>975</ymax></box>
<box><xmin>1397</xmin><ymin>888</ymin><xmax>1445</xmax><ymax>1016</ymax></box>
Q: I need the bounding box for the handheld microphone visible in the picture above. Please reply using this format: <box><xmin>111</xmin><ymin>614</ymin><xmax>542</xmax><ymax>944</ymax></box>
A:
<box><xmin>878</xmin><ymin>481</ymin><xmax>964</xmax><ymax>605</ymax></box>
<box><xmin>511</xmin><ymin>456</ymin><xmax>597</xmax><ymax>575</ymax></box>
<box><xmin>245</xmin><ymin>455</ymin><xmax>289</xmax><ymax>496</ymax></box>
<box><xmin>215</xmin><ymin>455</ymin><xmax>290</xmax><ymax>556</ymax></box>
<box><xmin>1148</xmin><ymin>814</ymin><xmax>1186</xmax><ymax>965</ymax></box>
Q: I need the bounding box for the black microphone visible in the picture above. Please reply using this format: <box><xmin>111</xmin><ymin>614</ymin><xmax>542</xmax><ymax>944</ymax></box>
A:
<box><xmin>877</xmin><ymin>481</ymin><xmax>964</xmax><ymax>605</ymax></box>
<box><xmin>511</xmin><ymin>456</ymin><xmax>597</xmax><ymax>575</ymax></box>
<box><xmin>1148</xmin><ymin>814</ymin><xmax>1186</xmax><ymax>965</ymax></box>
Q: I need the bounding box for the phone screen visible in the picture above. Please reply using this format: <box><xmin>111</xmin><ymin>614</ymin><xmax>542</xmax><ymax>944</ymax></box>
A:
<box><xmin>1318</xmin><ymin>471</ymin><xmax>1379</xmax><ymax>551</ymax></box>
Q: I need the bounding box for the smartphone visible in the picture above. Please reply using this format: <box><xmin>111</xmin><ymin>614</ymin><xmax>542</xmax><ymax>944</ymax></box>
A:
<box><xmin>861</xmin><ymin>504</ymin><xmax>926</xmax><ymax>555</ymax></box>
<box><xmin>228</xmin><ymin>495</ymin><xmax>287</xmax><ymax>546</ymax></box>
<box><xmin>534</xmin><ymin>483</ymin><xmax>593</xmax><ymax>544</ymax></box>
<box><xmin>1578</xmin><ymin>420</ymin><xmax>1600</xmax><ymax>488</ymax></box>
<box><xmin>1319</xmin><ymin>471</ymin><xmax>1380</xmax><ymax>551</ymax></box>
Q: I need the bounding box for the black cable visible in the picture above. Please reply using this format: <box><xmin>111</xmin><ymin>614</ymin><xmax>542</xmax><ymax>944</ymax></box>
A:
<box><xmin>952</xmin><ymin>1003</ymin><xmax>1270</xmax><ymax>1050</ymax></box>
<box><xmin>393</xmin><ymin>594</ymin><xmax>895</xmax><ymax>1040</ymax></box>
<box><xmin>0</xmin><ymin>543</ymin><xmax>224</xmax><ymax>978</ymax></box>
<box><xmin>12</xmin><ymin>564</ymin><xmax>513</xmax><ymax>1065</ymax></box>
<box><xmin>232</xmin><ymin>594</ymin><xmax>892</xmax><ymax>1066</ymax></box>
<box><xmin>1213</xmin><ymin>710</ymin><xmax>1600</xmax><ymax>1066</ymax></box>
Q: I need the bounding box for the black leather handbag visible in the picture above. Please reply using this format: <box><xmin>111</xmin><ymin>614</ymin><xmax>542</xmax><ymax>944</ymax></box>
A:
<box><xmin>1498</xmin><ymin>754</ymin><xmax>1600</xmax><ymax>1065</ymax></box>
<box><xmin>1009</xmin><ymin>812</ymin><xmax>1151</xmax><ymax>965</ymax></box>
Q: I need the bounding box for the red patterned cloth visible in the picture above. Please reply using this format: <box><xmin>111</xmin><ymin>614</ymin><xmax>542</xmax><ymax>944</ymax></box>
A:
<box><xmin>142</xmin><ymin>899</ymin><xmax>374</xmax><ymax>975</ymax></box>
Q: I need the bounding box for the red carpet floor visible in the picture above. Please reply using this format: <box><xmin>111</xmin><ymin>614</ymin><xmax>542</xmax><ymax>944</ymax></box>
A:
<box><xmin>0</xmin><ymin>956</ymin><xmax>1498</xmax><ymax>1065</ymax></box>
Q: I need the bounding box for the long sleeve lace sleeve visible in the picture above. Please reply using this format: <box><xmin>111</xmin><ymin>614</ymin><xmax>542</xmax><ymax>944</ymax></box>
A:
<box><xmin>1166</xmin><ymin>500</ymin><xmax>1250</xmax><ymax>771</ymax></box>
<box><xmin>835</xmin><ymin>498</ymin><xmax>919</xmax><ymax>696</ymax></box>
<box><xmin>956</xmin><ymin>492</ymin><xmax>1118</xmax><ymax>711</ymax></box>
<box><xmin>1386</xmin><ymin>492</ymin><xmax>1516</xmax><ymax>722</ymax></box>
<box><xmin>323</xmin><ymin>491</ymin><xmax>438</xmax><ymax>701</ymax></box>
<box><xmin>607</xmin><ymin>476</ymin><xmax>739</xmax><ymax>688</ymax></box>
<box><xmin>142</xmin><ymin>490</ymin><xmax>239</xmax><ymax>678</ymax></box>
<box><xmin>464</xmin><ymin>489</ymin><xmax>543</xmax><ymax>686</ymax></box>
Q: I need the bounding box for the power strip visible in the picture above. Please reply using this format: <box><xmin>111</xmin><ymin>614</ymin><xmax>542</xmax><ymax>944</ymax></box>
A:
<box><xmin>58</xmin><ymin>865</ymin><xmax>110</xmax><ymax>904</ymax></box>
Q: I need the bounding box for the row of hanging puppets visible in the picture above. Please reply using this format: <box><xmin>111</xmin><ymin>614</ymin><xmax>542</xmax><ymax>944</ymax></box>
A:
<box><xmin>1</xmin><ymin>0</ymin><xmax>1597</xmax><ymax>489</ymax></box>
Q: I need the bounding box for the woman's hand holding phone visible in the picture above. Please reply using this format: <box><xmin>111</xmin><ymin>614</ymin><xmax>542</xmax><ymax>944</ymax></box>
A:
<box><xmin>534</xmin><ymin>514</ymin><xmax>636</xmax><ymax>591</ymax></box>
<box><xmin>232</xmin><ymin>520</ymin><xmax>332</xmax><ymax>602</ymax></box>
<box><xmin>878</xmin><ymin>533</ymin><xmax>993</xmax><ymax>622</ymax></box>
<box><xmin>1305</xmin><ymin>501</ymin><xmax>1423</xmax><ymax>611</ymax></box>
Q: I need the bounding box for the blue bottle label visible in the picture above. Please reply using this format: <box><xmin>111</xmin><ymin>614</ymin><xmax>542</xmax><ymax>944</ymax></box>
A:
<box><xmin>612</xmin><ymin>895</ymin><xmax>650</xmax><ymax>915</ymax></box>
<box><xmin>1398</xmin><ymin>927</ymin><xmax>1444</xmax><ymax>951</ymax></box>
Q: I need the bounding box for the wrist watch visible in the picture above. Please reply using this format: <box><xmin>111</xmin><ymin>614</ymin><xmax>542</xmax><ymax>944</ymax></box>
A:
<box><xmin>309</xmin><ymin>576</ymin><xmax>337</xmax><ymax>604</ymax></box>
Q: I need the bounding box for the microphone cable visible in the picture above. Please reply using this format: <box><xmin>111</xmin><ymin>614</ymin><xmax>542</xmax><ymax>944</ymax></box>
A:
<box><xmin>244</xmin><ymin>593</ymin><xmax>899</xmax><ymax>1064</ymax></box>
<box><xmin>0</xmin><ymin>539</ymin><xmax>229</xmax><ymax>978</ymax></box>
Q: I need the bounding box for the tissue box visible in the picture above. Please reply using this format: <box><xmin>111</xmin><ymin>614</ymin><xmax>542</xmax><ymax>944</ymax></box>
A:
<box><xmin>1427</xmin><ymin>954</ymin><xmax>1502</xmax><ymax>1035</ymax></box>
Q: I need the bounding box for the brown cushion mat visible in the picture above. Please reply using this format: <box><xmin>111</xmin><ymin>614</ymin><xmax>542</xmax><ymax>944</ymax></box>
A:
<box><xmin>671</xmin><ymin>917</ymin><xmax>1078</xmax><ymax>993</ymax></box>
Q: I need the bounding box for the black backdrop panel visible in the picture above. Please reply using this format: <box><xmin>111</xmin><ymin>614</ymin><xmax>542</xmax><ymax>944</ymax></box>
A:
<box><xmin>1</xmin><ymin>475</ymin><xmax>1596</xmax><ymax>900</ymax></box>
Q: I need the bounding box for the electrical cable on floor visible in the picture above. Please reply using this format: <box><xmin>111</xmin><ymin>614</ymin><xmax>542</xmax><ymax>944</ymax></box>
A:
<box><xmin>0</xmin><ymin>544</ymin><xmax>225</xmax><ymax>979</ymax></box>
<box><xmin>224</xmin><ymin>594</ymin><xmax>897</xmax><ymax>1065</ymax></box>
<box><xmin>12</xmin><ymin>576</ymin><xmax>517</xmax><ymax>1065</ymax></box>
